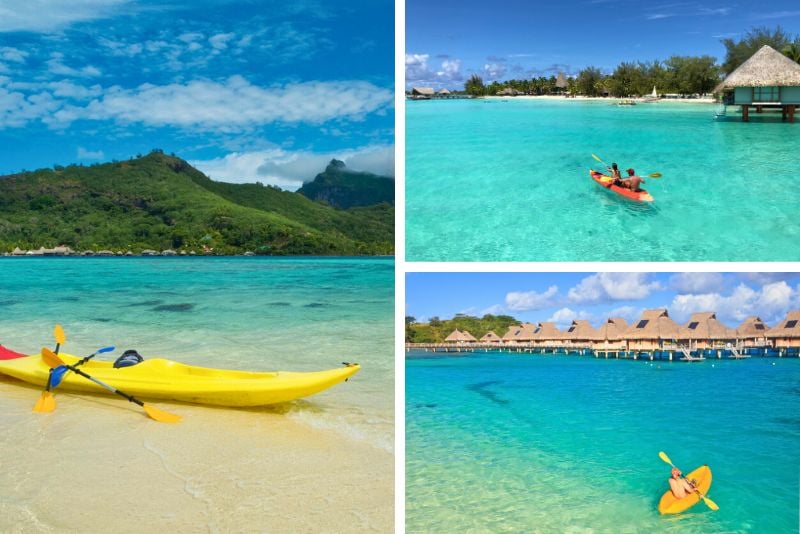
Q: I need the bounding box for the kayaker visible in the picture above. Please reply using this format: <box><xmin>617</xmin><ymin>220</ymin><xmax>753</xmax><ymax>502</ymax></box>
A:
<box><xmin>668</xmin><ymin>467</ymin><xmax>696</xmax><ymax>499</ymax></box>
<box><xmin>607</xmin><ymin>163</ymin><xmax>623</xmax><ymax>185</ymax></box>
<box><xmin>620</xmin><ymin>168</ymin><xmax>645</xmax><ymax>192</ymax></box>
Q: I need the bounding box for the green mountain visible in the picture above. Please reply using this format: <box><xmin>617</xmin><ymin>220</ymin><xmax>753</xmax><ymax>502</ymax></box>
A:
<box><xmin>0</xmin><ymin>151</ymin><xmax>393</xmax><ymax>255</ymax></box>
<box><xmin>297</xmin><ymin>159</ymin><xmax>394</xmax><ymax>209</ymax></box>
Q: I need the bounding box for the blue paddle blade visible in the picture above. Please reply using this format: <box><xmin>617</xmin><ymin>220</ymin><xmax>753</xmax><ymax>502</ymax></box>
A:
<box><xmin>50</xmin><ymin>366</ymin><xmax>69</xmax><ymax>388</ymax></box>
<box><xmin>98</xmin><ymin>346</ymin><xmax>115</xmax><ymax>354</ymax></box>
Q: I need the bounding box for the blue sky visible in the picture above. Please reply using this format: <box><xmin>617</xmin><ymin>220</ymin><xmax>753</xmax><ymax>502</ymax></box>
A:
<box><xmin>406</xmin><ymin>0</ymin><xmax>800</xmax><ymax>89</ymax></box>
<box><xmin>406</xmin><ymin>272</ymin><xmax>800</xmax><ymax>328</ymax></box>
<box><xmin>0</xmin><ymin>0</ymin><xmax>393</xmax><ymax>190</ymax></box>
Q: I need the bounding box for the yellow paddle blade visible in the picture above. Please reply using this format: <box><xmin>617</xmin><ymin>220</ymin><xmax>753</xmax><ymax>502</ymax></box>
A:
<box><xmin>591</xmin><ymin>153</ymin><xmax>604</xmax><ymax>163</ymax></box>
<box><xmin>648</xmin><ymin>173</ymin><xmax>662</xmax><ymax>178</ymax></box>
<box><xmin>658</xmin><ymin>451</ymin><xmax>673</xmax><ymax>466</ymax></box>
<box><xmin>701</xmin><ymin>495</ymin><xmax>720</xmax><ymax>511</ymax></box>
<box><xmin>143</xmin><ymin>403</ymin><xmax>182</xmax><ymax>424</ymax></box>
<box><xmin>42</xmin><ymin>347</ymin><xmax>64</xmax><ymax>368</ymax></box>
<box><xmin>33</xmin><ymin>391</ymin><xmax>56</xmax><ymax>413</ymax></box>
<box><xmin>54</xmin><ymin>324</ymin><xmax>66</xmax><ymax>345</ymax></box>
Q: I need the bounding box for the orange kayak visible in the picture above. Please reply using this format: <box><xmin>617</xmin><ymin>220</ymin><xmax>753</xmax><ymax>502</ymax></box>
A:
<box><xmin>658</xmin><ymin>465</ymin><xmax>712</xmax><ymax>514</ymax></box>
<box><xmin>589</xmin><ymin>170</ymin><xmax>654</xmax><ymax>202</ymax></box>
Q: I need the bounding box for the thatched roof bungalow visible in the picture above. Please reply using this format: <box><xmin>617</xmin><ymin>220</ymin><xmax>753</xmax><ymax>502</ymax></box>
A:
<box><xmin>564</xmin><ymin>320</ymin><xmax>601</xmax><ymax>347</ymax></box>
<box><xmin>715</xmin><ymin>45</ymin><xmax>800</xmax><ymax>122</ymax></box>
<box><xmin>765</xmin><ymin>311</ymin><xmax>800</xmax><ymax>347</ymax></box>
<box><xmin>437</xmin><ymin>88</ymin><xmax>451</xmax><ymax>95</ymax></box>
<box><xmin>532</xmin><ymin>322</ymin><xmax>564</xmax><ymax>346</ymax></box>
<box><xmin>622</xmin><ymin>309</ymin><xmax>681</xmax><ymax>350</ymax></box>
<box><xmin>410</xmin><ymin>87</ymin><xmax>435</xmax><ymax>99</ymax></box>
<box><xmin>678</xmin><ymin>312</ymin><xmax>737</xmax><ymax>349</ymax></box>
<box><xmin>480</xmin><ymin>331</ymin><xmax>502</xmax><ymax>343</ymax></box>
<box><xmin>502</xmin><ymin>323</ymin><xmax>537</xmax><ymax>344</ymax></box>
<box><xmin>593</xmin><ymin>318</ymin><xmax>629</xmax><ymax>349</ymax></box>
<box><xmin>444</xmin><ymin>329</ymin><xmax>476</xmax><ymax>343</ymax></box>
<box><xmin>735</xmin><ymin>316</ymin><xmax>770</xmax><ymax>347</ymax></box>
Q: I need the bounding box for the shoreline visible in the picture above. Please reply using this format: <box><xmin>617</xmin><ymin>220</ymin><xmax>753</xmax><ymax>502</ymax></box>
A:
<box><xmin>486</xmin><ymin>95</ymin><xmax>715</xmax><ymax>104</ymax></box>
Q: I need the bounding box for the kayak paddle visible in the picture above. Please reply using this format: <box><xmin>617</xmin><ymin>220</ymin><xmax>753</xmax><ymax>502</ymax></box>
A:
<box><xmin>50</xmin><ymin>346</ymin><xmax>115</xmax><ymax>388</ymax></box>
<box><xmin>41</xmin><ymin>347</ymin><xmax>182</xmax><ymax>424</ymax></box>
<box><xmin>593</xmin><ymin>154</ymin><xmax>662</xmax><ymax>179</ymax></box>
<box><xmin>658</xmin><ymin>451</ymin><xmax>719</xmax><ymax>511</ymax></box>
<box><xmin>33</xmin><ymin>324</ymin><xmax>69</xmax><ymax>413</ymax></box>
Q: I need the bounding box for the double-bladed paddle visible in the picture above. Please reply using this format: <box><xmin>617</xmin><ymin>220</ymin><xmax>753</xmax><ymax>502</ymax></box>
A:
<box><xmin>50</xmin><ymin>346</ymin><xmax>115</xmax><ymax>388</ymax></box>
<box><xmin>592</xmin><ymin>154</ymin><xmax>662</xmax><ymax>178</ymax></box>
<box><xmin>658</xmin><ymin>451</ymin><xmax>719</xmax><ymax>511</ymax></box>
<box><xmin>41</xmin><ymin>347</ymin><xmax>181</xmax><ymax>423</ymax></box>
<box><xmin>33</xmin><ymin>324</ymin><xmax>67</xmax><ymax>413</ymax></box>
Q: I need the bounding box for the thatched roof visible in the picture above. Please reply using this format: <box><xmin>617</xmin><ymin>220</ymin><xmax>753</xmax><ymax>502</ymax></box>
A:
<box><xmin>411</xmin><ymin>87</ymin><xmax>435</xmax><ymax>96</ymax></box>
<box><xmin>622</xmin><ymin>309</ymin><xmax>681</xmax><ymax>340</ymax></box>
<box><xmin>480</xmin><ymin>331</ymin><xmax>501</xmax><ymax>342</ymax></box>
<box><xmin>556</xmin><ymin>72</ymin><xmax>568</xmax><ymax>89</ymax></box>
<box><xmin>565</xmin><ymin>320</ymin><xmax>601</xmax><ymax>341</ymax></box>
<box><xmin>679</xmin><ymin>312</ymin><xmax>736</xmax><ymax>340</ymax></box>
<box><xmin>596</xmin><ymin>318</ymin><xmax>629</xmax><ymax>341</ymax></box>
<box><xmin>461</xmin><ymin>330</ymin><xmax>477</xmax><ymax>342</ymax></box>
<box><xmin>716</xmin><ymin>45</ymin><xmax>800</xmax><ymax>91</ymax></box>
<box><xmin>765</xmin><ymin>310</ymin><xmax>800</xmax><ymax>339</ymax></box>
<box><xmin>444</xmin><ymin>329</ymin><xmax>463</xmax><ymax>342</ymax></box>
<box><xmin>437</xmin><ymin>88</ymin><xmax>451</xmax><ymax>95</ymax></box>
<box><xmin>533</xmin><ymin>322</ymin><xmax>563</xmax><ymax>342</ymax></box>
<box><xmin>736</xmin><ymin>316</ymin><xmax>769</xmax><ymax>338</ymax></box>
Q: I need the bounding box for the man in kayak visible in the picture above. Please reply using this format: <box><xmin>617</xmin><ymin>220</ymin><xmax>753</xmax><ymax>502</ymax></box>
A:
<box><xmin>668</xmin><ymin>467</ymin><xmax>697</xmax><ymax>499</ymax></box>
<box><xmin>619</xmin><ymin>168</ymin><xmax>645</xmax><ymax>192</ymax></box>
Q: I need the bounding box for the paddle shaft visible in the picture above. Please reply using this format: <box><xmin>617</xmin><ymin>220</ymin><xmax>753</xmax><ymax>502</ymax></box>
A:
<box><xmin>62</xmin><ymin>363</ymin><xmax>145</xmax><ymax>407</ymax></box>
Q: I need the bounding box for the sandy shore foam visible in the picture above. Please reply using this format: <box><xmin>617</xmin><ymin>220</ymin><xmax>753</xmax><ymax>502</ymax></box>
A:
<box><xmin>0</xmin><ymin>376</ymin><xmax>392</xmax><ymax>533</ymax></box>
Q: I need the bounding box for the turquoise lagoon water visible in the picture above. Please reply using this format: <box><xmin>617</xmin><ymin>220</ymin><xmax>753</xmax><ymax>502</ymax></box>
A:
<box><xmin>0</xmin><ymin>257</ymin><xmax>394</xmax><ymax>450</ymax></box>
<box><xmin>406</xmin><ymin>351</ymin><xmax>799</xmax><ymax>532</ymax></box>
<box><xmin>406</xmin><ymin>99</ymin><xmax>800</xmax><ymax>261</ymax></box>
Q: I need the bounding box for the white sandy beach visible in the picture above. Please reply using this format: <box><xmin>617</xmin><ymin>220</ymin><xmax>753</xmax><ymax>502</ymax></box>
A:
<box><xmin>484</xmin><ymin>94</ymin><xmax>716</xmax><ymax>103</ymax></box>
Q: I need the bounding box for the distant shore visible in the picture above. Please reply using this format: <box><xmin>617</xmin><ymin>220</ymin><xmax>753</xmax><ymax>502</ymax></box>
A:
<box><xmin>485</xmin><ymin>95</ymin><xmax>716</xmax><ymax>103</ymax></box>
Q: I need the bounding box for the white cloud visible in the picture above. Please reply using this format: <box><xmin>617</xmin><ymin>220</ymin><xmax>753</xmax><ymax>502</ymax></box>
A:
<box><xmin>506</xmin><ymin>286</ymin><xmax>559</xmax><ymax>311</ymax></box>
<box><xmin>568</xmin><ymin>273</ymin><xmax>661</xmax><ymax>304</ymax></box>
<box><xmin>209</xmin><ymin>33</ymin><xmax>236</xmax><ymax>50</ymax></box>
<box><xmin>405</xmin><ymin>53</ymin><xmax>463</xmax><ymax>87</ymax></box>
<box><xmin>46</xmin><ymin>53</ymin><xmax>102</xmax><ymax>78</ymax></box>
<box><xmin>53</xmin><ymin>77</ymin><xmax>392</xmax><ymax>130</ymax></box>
<box><xmin>669</xmin><ymin>281</ymin><xmax>799</xmax><ymax>324</ymax></box>
<box><xmin>0</xmin><ymin>0</ymin><xmax>132</xmax><ymax>32</ymax></box>
<box><xmin>547</xmin><ymin>307</ymin><xmax>592</xmax><ymax>328</ymax></box>
<box><xmin>480</xmin><ymin>304</ymin><xmax>506</xmax><ymax>316</ymax></box>
<box><xmin>0</xmin><ymin>47</ymin><xmax>27</xmax><ymax>63</ymax></box>
<box><xmin>483</xmin><ymin>62</ymin><xmax>507</xmax><ymax>79</ymax></box>
<box><xmin>669</xmin><ymin>272</ymin><xmax>725</xmax><ymax>293</ymax></box>
<box><xmin>608</xmin><ymin>306</ymin><xmax>641</xmax><ymax>323</ymax></box>
<box><xmin>191</xmin><ymin>144</ymin><xmax>394</xmax><ymax>190</ymax></box>
<box><xmin>77</xmin><ymin>146</ymin><xmax>104</xmax><ymax>159</ymax></box>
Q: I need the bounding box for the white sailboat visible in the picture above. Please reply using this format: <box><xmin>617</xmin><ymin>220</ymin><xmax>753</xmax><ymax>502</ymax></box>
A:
<box><xmin>642</xmin><ymin>86</ymin><xmax>660</xmax><ymax>102</ymax></box>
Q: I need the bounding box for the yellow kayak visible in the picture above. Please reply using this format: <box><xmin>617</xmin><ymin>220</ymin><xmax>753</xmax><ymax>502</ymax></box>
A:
<box><xmin>658</xmin><ymin>465</ymin><xmax>712</xmax><ymax>514</ymax></box>
<box><xmin>0</xmin><ymin>352</ymin><xmax>359</xmax><ymax>407</ymax></box>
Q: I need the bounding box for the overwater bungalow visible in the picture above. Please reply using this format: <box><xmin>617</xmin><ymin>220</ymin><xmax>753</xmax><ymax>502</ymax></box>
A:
<box><xmin>593</xmin><ymin>318</ymin><xmax>628</xmax><ymax>351</ymax></box>
<box><xmin>564</xmin><ymin>320</ymin><xmax>601</xmax><ymax>349</ymax></box>
<box><xmin>502</xmin><ymin>323</ymin><xmax>537</xmax><ymax>344</ymax></box>
<box><xmin>480</xmin><ymin>331</ymin><xmax>502</xmax><ymax>343</ymax></box>
<box><xmin>532</xmin><ymin>322</ymin><xmax>564</xmax><ymax>348</ymax></box>
<box><xmin>437</xmin><ymin>88</ymin><xmax>451</xmax><ymax>96</ymax></box>
<box><xmin>765</xmin><ymin>311</ymin><xmax>800</xmax><ymax>348</ymax></box>
<box><xmin>622</xmin><ymin>309</ymin><xmax>681</xmax><ymax>351</ymax></box>
<box><xmin>444</xmin><ymin>329</ymin><xmax>466</xmax><ymax>343</ymax></box>
<box><xmin>735</xmin><ymin>316</ymin><xmax>770</xmax><ymax>347</ymax></box>
<box><xmin>677</xmin><ymin>312</ymin><xmax>737</xmax><ymax>350</ymax></box>
<box><xmin>409</xmin><ymin>87</ymin><xmax>435</xmax><ymax>100</ymax></box>
<box><xmin>715</xmin><ymin>45</ymin><xmax>800</xmax><ymax>122</ymax></box>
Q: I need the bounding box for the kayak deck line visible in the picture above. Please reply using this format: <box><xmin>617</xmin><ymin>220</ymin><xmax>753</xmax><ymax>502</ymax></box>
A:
<box><xmin>0</xmin><ymin>352</ymin><xmax>360</xmax><ymax>407</ymax></box>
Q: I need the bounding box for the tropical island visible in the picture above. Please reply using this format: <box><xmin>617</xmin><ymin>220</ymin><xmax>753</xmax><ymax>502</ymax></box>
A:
<box><xmin>408</xmin><ymin>27</ymin><xmax>800</xmax><ymax>98</ymax></box>
<box><xmin>0</xmin><ymin>151</ymin><xmax>394</xmax><ymax>256</ymax></box>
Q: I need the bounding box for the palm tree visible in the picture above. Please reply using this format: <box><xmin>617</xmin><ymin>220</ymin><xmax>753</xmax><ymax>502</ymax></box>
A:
<box><xmin>783</xmin><ymin>42</ymin><xmax>800</xmax><ymax>63</ymax></box>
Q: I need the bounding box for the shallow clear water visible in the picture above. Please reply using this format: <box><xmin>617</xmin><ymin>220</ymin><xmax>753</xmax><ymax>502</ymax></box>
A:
<box><xmin>406</xmin><ymin>99</ymin><xmax>800</xmax><ymax>261</ymax></box>
<box><xmin>406</xmin><ymin>351</ymin><xmax>799</xmax><ymax>532</ymax></box>
<box><xmin>0</xmin><ymin>257</ymin><xmax>394</xmax><ymax>450</ymax></box>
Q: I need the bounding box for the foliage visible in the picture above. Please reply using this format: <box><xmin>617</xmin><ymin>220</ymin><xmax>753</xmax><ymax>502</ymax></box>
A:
<box><xmin>783</xmin><ymin>42</ymin><xmax>800</xmax><ymax>63</ymax></box>
<box><xmin>296</xmin><ymin>159</ymin><xmax>394</xmax><ymax>209</ymax></box>
<box><xmin>576</xmin><ymin>67</ymin><xmax>605</xmax><ymax>96</ymax></box>
<box><xmin>405</xmin><ymin>314</ymin><xmax>520</xmax><ymax>343</ymax></box>
<box><xmin>465</xmin><ymin>74</ymin><xmax>486</xmax><ymax>96</ymax></box>
<box><xmin>0</xmin><ymin>152</ymin><xmax>394</xmax><ymax>255</ymax></box>
<box><xmin>721</xmin><ymin>26</ymin><xmax>795</xmax><ymax>74</ymax></box>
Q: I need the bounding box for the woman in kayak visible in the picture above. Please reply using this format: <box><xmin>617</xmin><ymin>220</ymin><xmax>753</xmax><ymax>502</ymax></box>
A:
<box><xmin>607</xmin><ymin>163</ymin><xmax>623</xmax><ymax>185</ymax></box>
<box><xmin>668</xmin><ymin>467</ymin><xmax>697</xmax><ymax>499</ymax></box>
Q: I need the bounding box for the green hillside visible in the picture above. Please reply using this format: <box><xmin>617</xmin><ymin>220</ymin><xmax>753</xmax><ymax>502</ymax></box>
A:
<box><xmin>406</xmin><ymin>314</ymin><xmax>521</xmax><ymax>343</ymax></box>
<box><xmin>297</xmin><ymin>159</ymin><xmax>394</xmax><ymax>209</ymax></box>
<box><xmin>0</xmin><ymin>151</ymin><xmax>394</xmax><ymax>255</ymax></box>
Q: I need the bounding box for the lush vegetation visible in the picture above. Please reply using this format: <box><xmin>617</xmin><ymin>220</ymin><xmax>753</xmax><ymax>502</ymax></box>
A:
<box><xmin>297</xmin><ymin>159</ymin><xmax>394</xmax><ymax>209</ymax></box>
<box><xmin>462</xmin><ymin>27</ymin><xmax>800</xmax><ymax>98</ymax></box>
<box><xmin>405</xmin><ymin>314</ymin><xmax>520</xmax><ymax>343</ymax></box>
<box><xmin>0</xmin><ymin>151</ymin><xmax>394</xmax><ymax>255</ymax></box>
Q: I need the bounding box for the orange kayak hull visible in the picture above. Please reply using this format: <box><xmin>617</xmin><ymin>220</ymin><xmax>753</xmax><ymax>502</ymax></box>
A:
<box><xmin>589</xmin><ymin>170</ymin><xmax>654</xmax><ymax>202</ymax></box>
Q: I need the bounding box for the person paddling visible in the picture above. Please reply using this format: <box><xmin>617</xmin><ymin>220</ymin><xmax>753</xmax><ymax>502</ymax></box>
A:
<box><xmin>607</xmin><ymin>163</ymin><xmax>624</xmax><ymax>186</ymax></box>
<box><xmin>668</xmin><ymin>467</ymin><xmax>696</xmax><ymax>499</ymax></box>
<box><xmin>618</xmin><ymin>168</ymin><xmax>645</xmax><ymax>192</ymax></box>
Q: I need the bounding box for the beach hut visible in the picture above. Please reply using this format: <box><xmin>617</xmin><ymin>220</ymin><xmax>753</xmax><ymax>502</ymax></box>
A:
<box><xmin>437</xmin><ymin>88</ymin><xmax>451</xmax><ymax>97</ymax></box>
<box><xmin>460</xmin><ymin>330</ymin><xmax>477</xmax><ymax>343</ymax></box>
<box><xmin>480</xmin><ymin>331</ymin><xmax>502</xmax><ymax>343</ymax></box>
<box><xmin>678</xmin><ymin>312</ymin><xmax>737</xmax><ymax>350</ymax></box>
<box><xmin>410</xmin><ymin>87</ymin><xmax>435</xmax><ymax>99</ymax></box>
<box><xmin>593</xmin><ymin>318</ymin><xmax>629</xmax><ymax>351</ymax></box>
<box><xmin>735</xmin><ymin>316</ymin><xmax>770</xmax><ymax>347</ymax></box>
<box><xmin>564</xmin><ymin>320</ymin><xmax>601</xmax><ymax>349</ymax></box>
<box><xmin>714</xmin><ymin>45</ymin><xmax>800</xmax><ymax>122</ymax></box>
<box><xmin>502</xmin><ymin>323</ymin><xmax>537</xmax><ymax>345</ymax></box>
<box><xmin>444</xmin><ymin>329</ymin><xmax>465</xmax><ymax>343</ymax></box>
<box><xmin>622</xmin><ymin>309</ymin><xmax>681</xmax><ymax>351</ymax></box>
<box><xmin>532</xmin><ymin>322</ymin><xmax>564</xmax><ymax>348</ymax></box>
<box><xmin>765</xmin><ymin>311</ymin><xmax>800</xmax><ymax>348</ymax></box>
<box><xmin>496</xmin><ymin>87</ymin><xmax>521</xmax><ymax>96</ymax></box>
<box><xmin>555</xmin><ymin>72</ymin><xmax>568</xmax><ymax>94</ymax></box>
